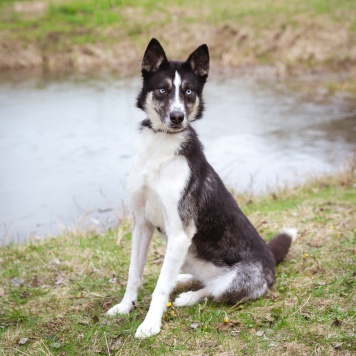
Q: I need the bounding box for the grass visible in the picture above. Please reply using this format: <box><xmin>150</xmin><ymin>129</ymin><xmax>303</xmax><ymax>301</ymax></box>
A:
<box><xmin>0</xmin><ymin>0</ymin><xmax>355</xmax><ymax>86</ymax></box>
<box><xmin>0</xmin><ymin>163</ymin><xmax>355</xmax><ymax>355</ymax></box>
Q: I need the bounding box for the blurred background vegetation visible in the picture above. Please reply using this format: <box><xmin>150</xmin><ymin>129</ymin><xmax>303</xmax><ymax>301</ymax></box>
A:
<box><xmin>0</xmin><ymin>0</ymin><xmax>355</xmax><ymax>87</ymax></box>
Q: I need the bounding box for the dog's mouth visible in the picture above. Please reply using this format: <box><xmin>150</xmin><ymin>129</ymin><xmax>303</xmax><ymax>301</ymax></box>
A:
<box><xmin>170</xmin><ymin>122</ymin><xmax>186</xmax><ymax>129</ymax></box>
<box><xmin>165</xmin><ymin>121</ymin><xmax>188</xmax><ymax>133</ymax></box>
<box><xmin>163</xmin><ymin>125</ymin><xmax>187</xmax><ymax>134</ymax></box>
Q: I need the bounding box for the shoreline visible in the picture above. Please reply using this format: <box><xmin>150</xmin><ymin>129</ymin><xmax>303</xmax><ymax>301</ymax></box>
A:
<box><xmin>2</xmin><ymin>161</ymin><xmax>355</xmax><ymax>247</ymax></box>
<box><xmin>1</xmin><ymin>1</ymin><xmax>355</xmax><ymax>93</ymax></box>
<box><xmin>1</xmin><ymin>40</ymin><xmax>355</xmax><ymax>94</ymax></box>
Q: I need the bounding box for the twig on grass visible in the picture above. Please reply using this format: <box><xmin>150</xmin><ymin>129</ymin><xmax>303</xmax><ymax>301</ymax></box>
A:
<box><xmin>35</xmin><ymin>255</ymin><xmax>47</xmax><ymax>267</ymax></box>
<box><xmin>256</xmin><ymin>220</ymin><xmax>267</xmax><ymax>230</ymax></box>
<box><xmin>87</xmin><ymin>291</ymin><xmax>107</xmax><ymax>298</ymax></box>
<box><xmin>116</xmin><ymin>335</ymin><xmax>132</xmax><ymax>356</ymax></box>
<box><xmin>40</xmin><ymin>340</ymin><xmax>54</xmax><ymax>356</ymax></box>
<box><xmin>10</xmin><ymin>348</ymin><xmax>27</xmax><ymax>356</ymax></box>
<box><xmin>311</xmin><ymin>256</ymin><xmax>321</xmax><ymax>270</ymax></box>
<box><xmin>291</xmin><ymin>294</ymin><xmax>312</xmax><ymax>317</ymax></box>
<box><xmin>343</xmin><ymin>314</ymin><xmax>355</xmax><ymax>326</ymax></box>
<box><xmin>104</xmin><ymin>332</ymin><xmax>111</xmax><ymax>356</ymax></box>
<box><xmin>228</xmin><ymin>297</ymin><xmax>250</xmax><ymax>312</ymax></box>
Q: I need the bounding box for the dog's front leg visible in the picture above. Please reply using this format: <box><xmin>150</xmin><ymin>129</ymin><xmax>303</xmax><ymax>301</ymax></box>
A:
<box><xmin>135</xmin><ymin>231</ymin><xmax>191</xmax><ymax>338</ymax></box>
<box><xmin>107</xmin><ymin>221</ymin><xmax>154</xmax><ymax>316</ymax></box>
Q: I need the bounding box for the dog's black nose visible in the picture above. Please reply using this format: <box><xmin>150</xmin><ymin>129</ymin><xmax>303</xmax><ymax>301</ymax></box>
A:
<box><xmin>169</xmin><ymin>111</ymin><xmax>184</xmax><ymax>125</ymax></box>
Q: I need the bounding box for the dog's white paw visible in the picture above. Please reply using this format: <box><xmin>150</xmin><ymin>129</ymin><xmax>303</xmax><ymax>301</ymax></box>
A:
<box><xmin>173</xmin><ymin>291</ymin><xmax>200</xmax><ymax>307</ymax></box>
<box><xmin>106</xmin><ymin>301</ymin><xmax>134</xmax><ymax>316</ymax></box>
<box><xmin>135</xmin><ymin>319</ymin><xmax>161</xmax><ymax>338</ymax></box>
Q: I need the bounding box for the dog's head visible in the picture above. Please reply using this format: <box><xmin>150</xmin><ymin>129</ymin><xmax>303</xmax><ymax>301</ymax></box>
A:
<box><xmin>137</xmin><ymin>38</ymin><xmax>209</xmax><ymax>133</ymax></box>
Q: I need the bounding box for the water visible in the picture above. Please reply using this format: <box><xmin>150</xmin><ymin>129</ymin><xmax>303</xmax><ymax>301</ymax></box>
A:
<box><xmin>0</xmin><ymin>72</ymin><xmax>355</xmax><ymax>244</ymax></box>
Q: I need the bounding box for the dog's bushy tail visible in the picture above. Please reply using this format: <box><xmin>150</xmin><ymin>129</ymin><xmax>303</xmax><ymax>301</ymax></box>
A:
<box><xmin>267</xmin><ymin>228</ymin><xmax>298</xmax><ymax>265</ymax></box>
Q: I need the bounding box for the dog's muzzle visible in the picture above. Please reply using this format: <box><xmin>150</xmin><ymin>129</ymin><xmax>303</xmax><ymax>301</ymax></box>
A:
<box><xmin>168</xmin><ymin>110</ymin><xmax>187</xmax><ymax>133</ymax></box>
<box><xmin>169</xmin><ymin>110</ymin><xmax>185</xmax><ymax>126</ymax></box>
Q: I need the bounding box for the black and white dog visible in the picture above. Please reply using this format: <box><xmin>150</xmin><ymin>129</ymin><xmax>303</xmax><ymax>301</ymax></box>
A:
<box><xmin>107</xmin><ymin>38</ymin><xmax>297</xmax><ymax>338</ymax></box>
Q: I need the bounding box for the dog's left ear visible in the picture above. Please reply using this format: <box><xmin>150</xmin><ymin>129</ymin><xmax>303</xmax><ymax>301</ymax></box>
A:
<box><xmin>186</xmin><ymin>44</ymin><xmax>210</xmax><ymax>78</ymax></box>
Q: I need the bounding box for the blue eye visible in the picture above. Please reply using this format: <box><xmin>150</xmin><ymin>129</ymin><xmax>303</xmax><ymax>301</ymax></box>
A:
<box><xmin>159</xmin><ymin>88</ymin><xmax>166</xmax><ymax>94</ymax></box>
<box><xmin>186</xmin><ymin>89</ymin><xmax>192</xmax><ymax>95</ymax></box>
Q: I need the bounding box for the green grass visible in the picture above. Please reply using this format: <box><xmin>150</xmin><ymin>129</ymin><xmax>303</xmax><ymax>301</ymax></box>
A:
<box><xmin>0</xmin><ymin>0</ymin><xmax>355</xmax><ymax>79</ymax></box>
<box><xmin>2</xmin><ymin>0</ymin><xmax>355</xmax><ymax>37</ymax></box>
<box><xmin>0</xmin><ymin>167</ymin><xmax>355</xmax><ymax>355</ymax></box>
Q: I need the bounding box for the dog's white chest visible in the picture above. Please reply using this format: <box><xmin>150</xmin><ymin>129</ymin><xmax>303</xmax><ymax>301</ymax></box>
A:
<box><xmin>128</xmin><ymin>129</ymin><xmax>191</xmax><ymax>229</ymax></box>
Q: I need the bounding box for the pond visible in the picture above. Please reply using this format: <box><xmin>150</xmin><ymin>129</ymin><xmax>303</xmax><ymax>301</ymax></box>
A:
<box><xmin>0</xmin><ymin>71</ymin><xmax>355</xmax><ymax>243</ymax></box>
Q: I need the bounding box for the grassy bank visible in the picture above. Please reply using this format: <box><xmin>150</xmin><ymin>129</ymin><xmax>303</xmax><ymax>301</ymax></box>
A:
<box><xmin>0</xmin><ymin>165</ymin><xmax>355</xmax><ymax>355</ymax></box>
<box><xmin>1</xmin><ymin>0</ymin><xmax>356</xmax><ymax>89</ymax></box>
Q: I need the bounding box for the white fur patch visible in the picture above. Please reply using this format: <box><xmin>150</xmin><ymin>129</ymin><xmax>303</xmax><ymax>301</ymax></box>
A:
<box><xmin>176</xmin><ymin>273</ymin><xmax>194</xmax><ymax>285</ymax></box>
<box><xmin>188</xmin><ymin>96</ymin><xmax>200</xmax><ymax>121</ymax></box>
<box><xmin>281</xmin><ymin>227</ymin><xmax>298</xmax><ymax>242</ymax></box>
<box><xmin>171</xmin><ymin>71</ymin><xmax>184</xmax><ymax>113</ymax></box>
<box><xmin>128</xmin><ymin>128</ymin><xmax>191</xmax><ymax>230</ymax></box>
<box><xmin>144</xmin><ymin>92</ymin><xmax>167</xmax><ymax>132</ymax></box>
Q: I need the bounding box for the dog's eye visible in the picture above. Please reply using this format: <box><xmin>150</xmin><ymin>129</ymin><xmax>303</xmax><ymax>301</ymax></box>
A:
<box><xmin>186</xmin><ymin>89</ymin><xmax>192</xmax><ymax>95</ymax></box>
<box><xmin>155</xmin><ymin>88</ymin><xmax>168</xmax><ymax>97</ymax></box>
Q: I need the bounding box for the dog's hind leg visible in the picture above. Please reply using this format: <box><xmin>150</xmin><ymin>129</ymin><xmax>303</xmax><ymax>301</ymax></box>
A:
<box><xmin>107</xmin><ymin>221</ymin><xmax>154</xmax><ymax>316</ymax></box>
<box><xmin>173</xmin><ymin>288</ymin><xmax>209</xmax><ymax>307</ymax></box>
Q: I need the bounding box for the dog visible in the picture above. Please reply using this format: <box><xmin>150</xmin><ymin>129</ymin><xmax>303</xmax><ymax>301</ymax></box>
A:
<box><xmin>106</xmin><ymin>38</ymin><xmax>297</xmax><ymax>338</ymax></box>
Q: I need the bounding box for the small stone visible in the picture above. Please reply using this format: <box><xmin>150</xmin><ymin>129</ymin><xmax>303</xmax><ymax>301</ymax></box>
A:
<box><xmin>78</xmin><ymin>318</ymin><xmax>90</xmax><ymax>326</ymax></box>
<box><xmin>110</xmin><ymin>338</ymin><xmax>122</xmax><ymax>351</ymax></box>
<box><xmin>54</xmin><ymin>276</ymin><xmax>65</xmax><ymax>285</ymax></box>
<box><xmin>12</xmin><ymin>277</ymin><xmax>24</xmax><ymax>287</ymax></box>
<box><xmin>48</xmin><ymin>258</ymin><xmax>60</xmax><ymax>266</ymax></box>
<box><xmin>333</xmin><ymin>342</ymin><xmax>343</xmax><ymax>350</ymax></box>
<box><xmin>18</xmin><ymin>338</ymin><xmax>29</xmax><ymax>345</ymax></box>
<box><xmin>51</xmin><ymin>342</ymin><xmax>61</xmax><ymax>349</ymax></box>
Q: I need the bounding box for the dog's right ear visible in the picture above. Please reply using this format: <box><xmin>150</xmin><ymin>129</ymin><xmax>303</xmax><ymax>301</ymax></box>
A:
<box><xmin>141</xmin><ymin>38</ymin><xmax>168</xmax><ymax>74</ymax></box>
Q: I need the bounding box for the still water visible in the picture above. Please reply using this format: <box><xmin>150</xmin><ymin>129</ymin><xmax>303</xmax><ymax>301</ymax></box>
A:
<box><xmin>0</xmin><ymin>72</ymin><xmax>355</xmax><ymax>243</ymax></box>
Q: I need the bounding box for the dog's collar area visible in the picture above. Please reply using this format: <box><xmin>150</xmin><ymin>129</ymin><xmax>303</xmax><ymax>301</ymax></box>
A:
<box><xmin>140</xmin><ymin>119</ymin><xmax>188</xmax><ymax>135</ymax></box>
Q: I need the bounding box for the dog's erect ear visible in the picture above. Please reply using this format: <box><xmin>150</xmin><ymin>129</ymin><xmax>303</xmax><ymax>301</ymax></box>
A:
<box><xmin>186</xmin><ymin>44</ymin><xmax>210</xmax><ymax>77</ymax></box>
<box><xmin>142</xmin><ymin>38</ymin><xmax>168</xmax><ymax>73</ymax></box>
